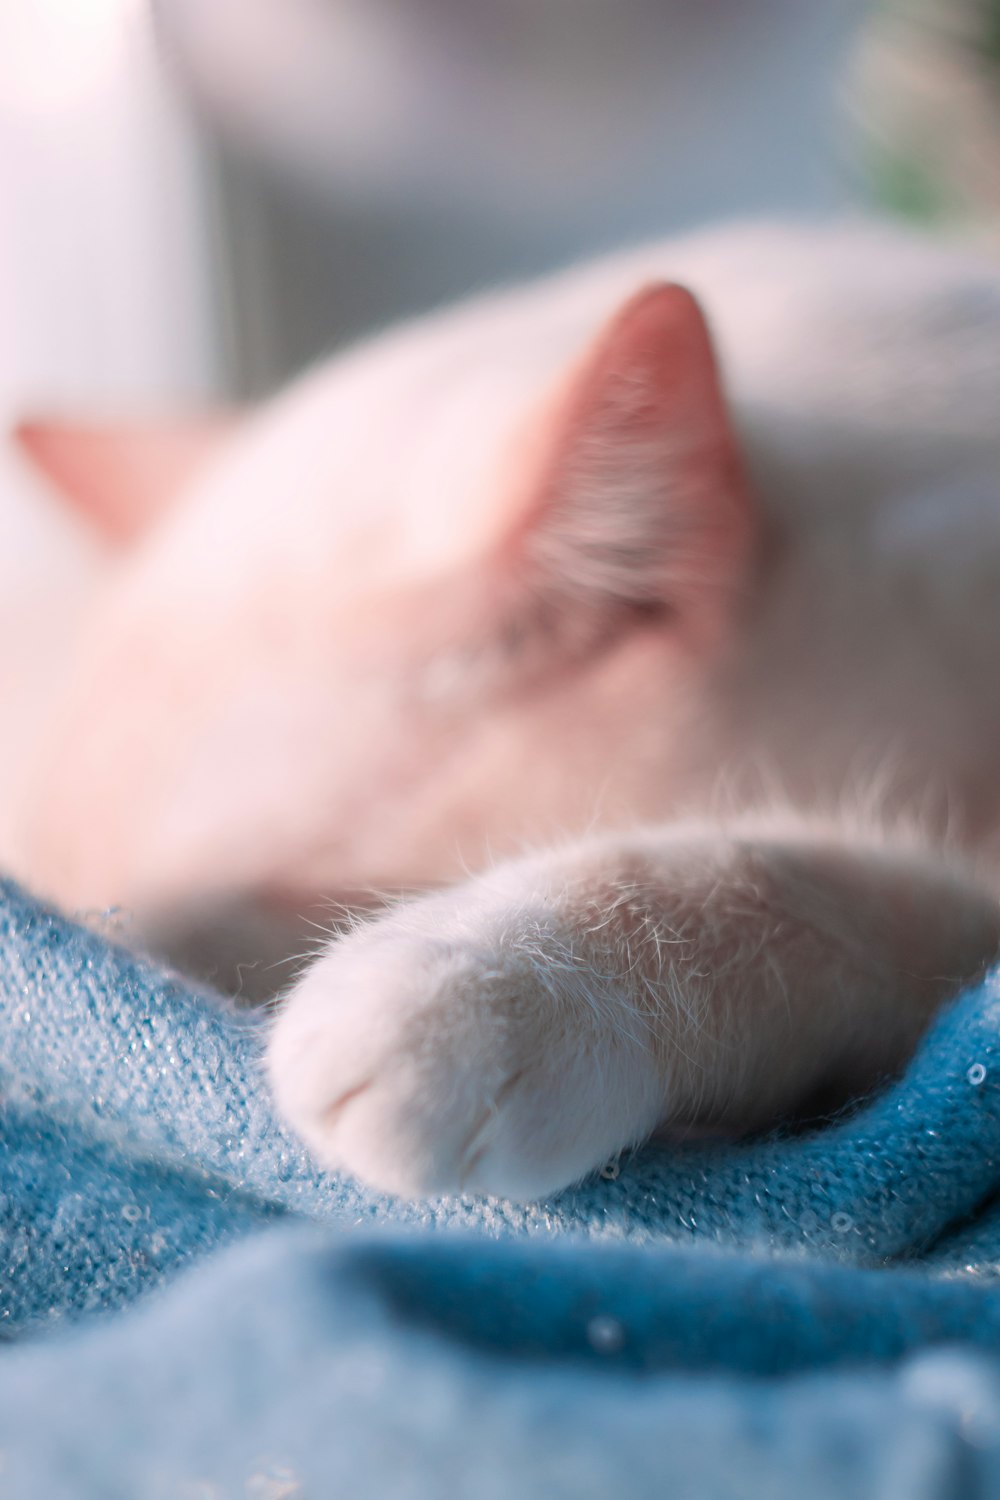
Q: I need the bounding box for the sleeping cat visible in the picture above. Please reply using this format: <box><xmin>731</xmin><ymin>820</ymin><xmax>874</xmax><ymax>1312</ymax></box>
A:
<box><xmin>12</xmin><ymin>221</ymin><xmax>1000</xmax><ymax>1200</ymax></box>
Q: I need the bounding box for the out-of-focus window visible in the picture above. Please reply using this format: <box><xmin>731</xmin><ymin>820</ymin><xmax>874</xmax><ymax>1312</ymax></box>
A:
<box><xmin>0</xmin><ymin>0</ymin><xmax>217</xmax><ymax>410</ymax></box>
<box><xmin>164</xmin><ymin>0</ymin><xmax>865</xmax><ymax>393</ymax></box>
<box><xmin>0</xmin><ymin>1</ymin><xmax>215</xmax><ymax>838</ymax></box>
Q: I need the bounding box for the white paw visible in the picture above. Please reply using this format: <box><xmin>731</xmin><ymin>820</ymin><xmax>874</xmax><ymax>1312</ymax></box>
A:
<box><xmin>267</xmin><ymin>880</ymin><xmax>667</xmax><ymax>1201</ymax></box>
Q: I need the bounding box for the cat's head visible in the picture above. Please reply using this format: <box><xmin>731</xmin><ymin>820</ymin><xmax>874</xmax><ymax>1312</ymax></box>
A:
<box><xmin>14</xmin><ymin>282</ymin><xmax>759</xmax><ymax>917</ymax></box>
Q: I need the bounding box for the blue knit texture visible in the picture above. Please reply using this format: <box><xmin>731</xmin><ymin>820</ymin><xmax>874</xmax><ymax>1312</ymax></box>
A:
<box><xmin>3</xmin><ymin>876</ymin><xmax>1000</xmax><ymax>1496</ymax></box>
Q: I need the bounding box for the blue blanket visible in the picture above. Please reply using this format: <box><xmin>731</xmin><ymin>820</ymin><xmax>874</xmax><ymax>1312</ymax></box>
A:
<box><xmin>3</xmin><ymin>877</ymin><xmax>1000</xmax><ymax>1497</ymax></box>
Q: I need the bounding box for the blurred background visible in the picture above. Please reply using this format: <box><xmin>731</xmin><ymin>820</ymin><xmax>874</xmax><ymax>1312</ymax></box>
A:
<box><xmin>0</xmin><ymin>0</ymin><xmax>865</xmax><ymax>420</ymax></box>
<box><xmin>1</xmin><ymin>0</ymin><xmax>998</xmax><ymax>854</ymax></box>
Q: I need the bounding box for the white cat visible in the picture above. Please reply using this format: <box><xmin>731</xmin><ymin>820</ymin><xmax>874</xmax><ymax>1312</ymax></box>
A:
<box><xmin>13</xmin><ymin>221</ymin><xmax>1000</xmax><ymax>1200</ymax></box>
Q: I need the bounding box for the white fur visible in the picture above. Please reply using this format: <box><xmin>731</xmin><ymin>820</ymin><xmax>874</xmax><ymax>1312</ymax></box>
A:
<box><xmin>269</xmin><ymin>818</ymin><xmax>1000</xmax><ymax>1199</ymax></box>
<box><xmin>268</xmin><ymin>224</ymin><xmax>1000</xmax><ymax>1198</ymax></box>
<box><xmin>14</xmin><ymin>221</ymin><xmax>1000</xmax><ymax>1199</ymax></box>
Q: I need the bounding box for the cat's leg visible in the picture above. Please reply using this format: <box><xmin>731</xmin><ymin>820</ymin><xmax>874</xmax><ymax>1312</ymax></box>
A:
<box><xmin>268</xmin><ymin>823</ymin><xmax>1000</xmax><ymax>1201</ymax></box>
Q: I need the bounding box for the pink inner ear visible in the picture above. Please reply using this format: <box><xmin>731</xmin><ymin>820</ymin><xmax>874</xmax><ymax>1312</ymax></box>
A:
<box><xmin>13</xmin><ymin>416</ymin><xmax>237</xmax><ymax>546</ymax></box>
<box><xmin>508</xmin><ymin>282</ymin><xmax>756</xmax><ymax>628</ymax></box>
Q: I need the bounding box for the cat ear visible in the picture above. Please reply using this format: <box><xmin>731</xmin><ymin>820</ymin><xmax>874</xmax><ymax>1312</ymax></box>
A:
<box><xmin>506</xmin><ymin>283</ymin><xmax>755</xmax><ymax>632</ymax></box>
<box><xmin>12</xmin><ymin>415</ymin><xmax>237</xmax><ymax>546</ymax></box>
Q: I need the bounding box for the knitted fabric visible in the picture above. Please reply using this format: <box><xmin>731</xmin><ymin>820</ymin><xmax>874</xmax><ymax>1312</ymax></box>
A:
<box><xmin>3</xmin><ymin>876</ymin><xmax>1000</xmax><ymax>1495</ymax></box>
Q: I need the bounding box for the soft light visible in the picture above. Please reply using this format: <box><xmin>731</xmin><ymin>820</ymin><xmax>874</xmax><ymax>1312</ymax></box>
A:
<box><xmin>0</xmin><ymin>0</ymin><xmax>145</xmax><ymax>112</ymax></box>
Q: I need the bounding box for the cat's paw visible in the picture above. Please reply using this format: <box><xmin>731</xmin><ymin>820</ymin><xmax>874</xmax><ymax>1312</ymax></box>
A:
<box><xmin>269</xmin><ymin>825</ymin><xmax>1000</xmax><ymax>1201</ymax></box>
<box><xmin>267</xmin><ymin>884</ymin><xmax>667</xmax><ymax>1201</ymax></box>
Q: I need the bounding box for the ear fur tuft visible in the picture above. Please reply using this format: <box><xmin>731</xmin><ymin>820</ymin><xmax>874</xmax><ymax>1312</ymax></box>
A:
<box><xmin>508</xmin><ymin>282</ymin><xmax>755</xmax><ymax>631</ymax></box>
